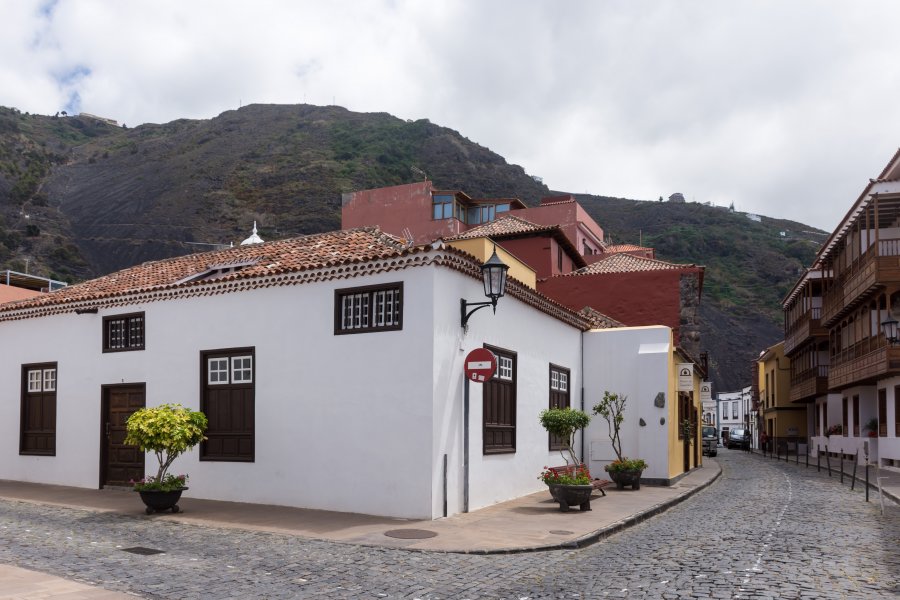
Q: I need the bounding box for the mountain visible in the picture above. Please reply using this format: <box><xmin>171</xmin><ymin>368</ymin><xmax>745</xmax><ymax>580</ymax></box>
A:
<box><xmin>0</xmin><ymin>103</ymin><xmax>823</xmax><ymax>392</ymax></box>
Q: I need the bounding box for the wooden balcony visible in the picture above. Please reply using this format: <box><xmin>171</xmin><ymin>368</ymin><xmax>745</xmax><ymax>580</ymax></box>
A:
<box><xmin>829</xmin><ymin>343</ymin><xmax>900</xmax><ymax>389</ymax></box>
<box><xmin>789</xmin><ymin>365</ymin><xmax>828</xmax><ymax>403</ymax></box>
<box><xmin>784</xmin><ymin>308</ymin><xmax>825</xmax><ymax>356</ymax></box>
<box><xmin>822</xmin><ymin>240</ymin><xmax>900</xmax><ymax>326</ymax></box>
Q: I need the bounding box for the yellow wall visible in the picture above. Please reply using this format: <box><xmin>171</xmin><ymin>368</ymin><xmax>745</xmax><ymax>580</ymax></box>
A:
<box><xmin>446</xmin><ymin>238</ymin><xmax>537</xmax><ymax>289</ymax></box>
<box><xmin>758</xmin><ymin>341</ymin><xmax>807</xmax><ymax>438</ymax></box>
<box><xmin>666</xmin><ymin>341</ymin><xmax>703</xmax><ymax>478</ymax></box>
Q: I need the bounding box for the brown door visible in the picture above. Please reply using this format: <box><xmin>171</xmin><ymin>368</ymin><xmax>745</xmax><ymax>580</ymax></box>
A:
<box><xmin>100</xmin><ymin>385</ymin><xmax>145</xmax><ymax>487</ymax></box>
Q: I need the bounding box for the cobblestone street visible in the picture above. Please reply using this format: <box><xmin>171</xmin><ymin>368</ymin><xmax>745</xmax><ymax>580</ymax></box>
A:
<box><xmin>1</xmin><ymin>451</ymin><xmax>898</xmax><ymax>599</ymax></box>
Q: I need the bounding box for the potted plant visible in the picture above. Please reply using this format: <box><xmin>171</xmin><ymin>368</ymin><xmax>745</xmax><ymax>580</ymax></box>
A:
<box><xmin>863</xmin><ymin>418</ymin><xmax>879</xmax><ymax>438</ymax></box>
<box><xmin>592</xmin><ymin>391</ymin><xmax>647</xmax><ymax>490</ymax></box>
<box><xmin>826</xmin><ymin>424</ymin><xmax>843</xmax><ymax>437</ymax></box>
<box><xmin>124</xmin><ymin>403</ymin><xmax>208</xmax><ymax>514</ymax></box>
<box><xmin>538</xmin><ymin>407</ymin><xmax>593</xmax><ymax>511</ymax></box>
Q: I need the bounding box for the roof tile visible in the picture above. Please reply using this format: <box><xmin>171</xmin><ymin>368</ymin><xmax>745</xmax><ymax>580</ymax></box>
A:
<box><xmin>575</xmin><ymin>253</ymin><xmax>697</xmax><ymax>275</ymax></box>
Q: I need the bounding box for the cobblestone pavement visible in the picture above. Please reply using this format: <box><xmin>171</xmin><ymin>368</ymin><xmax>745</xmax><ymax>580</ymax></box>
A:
<box><xmin>1</xmin><ymin>451</ymin><xmax>898</xmax><ymax>599</ymax></box>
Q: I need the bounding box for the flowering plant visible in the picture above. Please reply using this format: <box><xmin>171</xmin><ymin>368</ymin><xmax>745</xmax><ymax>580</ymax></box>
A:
<box><xmin>864</xmin><ymin>418</ymin><xmax>879</xmax><ymax>438</ymax></box>
<box><xmin>130</xmin><ymin>473</ymin><xmax>187</xmax><ymax>492</ymax></box>
<box><xmin>826</xmin><ymin>424</ymin><xmax>843</xmax><ymax>436</ymax></box>
<box><xmin>538</xmin><ymin>464</ymin><xmax>591</xmax><ymax>486</ymax></box>
<box><xmin>604</xmin><ymin>457</ymin><xmax>648</xmax><ymax>473</ymax></box>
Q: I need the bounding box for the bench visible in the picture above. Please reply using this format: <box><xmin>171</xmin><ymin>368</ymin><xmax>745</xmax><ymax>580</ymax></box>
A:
<box><xmin>548</xmin><ymin>465</ymin><xmax>612</xmax><ymax>497</ymax></box>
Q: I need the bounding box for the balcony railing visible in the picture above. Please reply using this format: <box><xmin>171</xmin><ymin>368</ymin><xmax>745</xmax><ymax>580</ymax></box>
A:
<box><xmin>784</xmin><ymin>307</ymin><xmax>825</xmax><ymax>355</ymax></box>
<box><xmin>822</xmin><ymin>238</ymin><xmax>900</xmax><ymax>325</ymax></box>
<box><xmin>829</xmin><ymin>343</ymin><xmax>900</xmax><ymax>389</ymax></box>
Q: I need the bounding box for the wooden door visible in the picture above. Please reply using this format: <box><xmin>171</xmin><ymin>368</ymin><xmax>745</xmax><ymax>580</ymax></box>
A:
<box><xmin>101</xmin><ymin>385</ymin><xmax>145</xmax><ymax>487</ymax></box>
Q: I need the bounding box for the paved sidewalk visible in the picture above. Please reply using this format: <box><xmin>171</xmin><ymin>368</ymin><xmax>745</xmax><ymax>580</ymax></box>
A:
<box><xmin>0</xmin><ymin>463</ymin><xmax>720</xmax><ymax>597</ymax></box>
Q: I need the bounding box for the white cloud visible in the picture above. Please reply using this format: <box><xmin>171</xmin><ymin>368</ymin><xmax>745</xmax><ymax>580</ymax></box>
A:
<box><xmin>1</xmin><ymin>0</ymin><xmax>899</xmax><ymax>231</ymax></box>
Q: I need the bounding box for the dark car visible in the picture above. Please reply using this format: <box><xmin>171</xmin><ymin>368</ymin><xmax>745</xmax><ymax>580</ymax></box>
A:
<box><xmin>726</xmin><ymin>428</ymin><xmax>751</xmax><ymax>449</ymax></box>
<box><xmin>702</xmin><ymin>426</ymin><xmax>718</xmax><ymax>457</ymax></box>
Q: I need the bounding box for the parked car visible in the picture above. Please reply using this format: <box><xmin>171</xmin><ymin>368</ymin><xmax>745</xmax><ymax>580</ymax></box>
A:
<box><xmin>702</xmin><ymin>426</ymin><xmax>718</xmax><ymax>457</ymax></box>
<box><xmin>726</xmin><ymin>428</ymin><xmax>750</xmax><ymax>449</ymax></box>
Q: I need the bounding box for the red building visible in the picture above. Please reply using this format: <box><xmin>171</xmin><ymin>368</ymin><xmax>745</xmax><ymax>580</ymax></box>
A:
<box><xmin>538</xmin><ymin>253</ymin><xmax>704</xmax><ymax>353</ymax></box>
<box><xmin>341</xmin><ymin>181</ymin><xmax>704</xmax><ymax>356</ymax></box>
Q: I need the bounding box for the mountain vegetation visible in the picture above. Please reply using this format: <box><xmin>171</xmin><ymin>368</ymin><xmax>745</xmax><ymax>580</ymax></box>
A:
<box><xmin>0</xmin><ymin>103</ymin><xmax>825</xmax><ymax>391</ymax></box>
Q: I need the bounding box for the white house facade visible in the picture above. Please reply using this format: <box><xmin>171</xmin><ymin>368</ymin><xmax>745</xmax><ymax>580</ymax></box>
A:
<box><xmin>1</xmin><ymin>227</ymin><xmax>703</xmax><ymax>519</ymax></box>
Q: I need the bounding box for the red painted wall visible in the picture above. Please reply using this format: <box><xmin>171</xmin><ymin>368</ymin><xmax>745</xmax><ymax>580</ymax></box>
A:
<box><xmin>341</xmin><ymin>181</ymin><xmax>465</xmax><ymax>244</ymax></box>
<box><xmin>514</xmin><ymin>199</ymin><xmax>605</xmax><ymax>256</ymax></box>
<box><xmin>495</xmin><ymin>236</ymin><xmax>580</xmax><ymax>279</ymax></box>
<box><xmin>538</xmin><ymin>270</ymin><xmax>684</xmax><ymax>338</ymax></box>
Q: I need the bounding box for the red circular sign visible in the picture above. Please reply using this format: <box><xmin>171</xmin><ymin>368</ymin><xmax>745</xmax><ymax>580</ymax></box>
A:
<box><xmin>464</xmin><ymin>348</ymin><xmax>497</xmax><ymax>383</ymax></box>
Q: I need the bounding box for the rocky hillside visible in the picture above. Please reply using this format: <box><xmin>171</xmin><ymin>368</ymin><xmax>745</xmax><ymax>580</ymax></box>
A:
<box><xmin>0</xmin><ymin>103</ymin><xmax>825</xmax><ymax>391</ymax></box>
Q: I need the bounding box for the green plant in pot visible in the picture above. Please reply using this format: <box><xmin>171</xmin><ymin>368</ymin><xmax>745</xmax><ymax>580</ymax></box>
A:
<box><xmin>592</xmin><ymin>391</ymin><xmax>647</xmax><ymax>490</ymax></box>
<box><xmin>538</xmin><ymin>407</ymin><xmax>593</xmax><ymax>511</ymax></box>
<box><xmin>124</xmin><ymin>403</ymin><xmax>207</xmax><ymax>514</ymax></box>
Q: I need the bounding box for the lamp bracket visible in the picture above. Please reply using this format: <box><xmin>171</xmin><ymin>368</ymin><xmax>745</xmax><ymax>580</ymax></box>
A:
<box><xmin>461</xmin><ymin>298</ymin><xmax>496</xmax><ymax>329</ymax></box>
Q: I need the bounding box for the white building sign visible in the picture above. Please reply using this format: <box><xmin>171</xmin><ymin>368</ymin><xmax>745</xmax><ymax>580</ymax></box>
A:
<box><xmin>700</xmin><ymin>381</ymin><xmax>712</xmax><ymax>403</ymax></box>
<box><xmin>677</xmin><ymin>363</ymin><xmax>694</xmax><ymax>392</ymax></box>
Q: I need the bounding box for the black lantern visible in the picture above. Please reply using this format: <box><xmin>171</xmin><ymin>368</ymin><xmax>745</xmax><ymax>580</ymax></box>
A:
<box><xmin>882</xmin><ymin>317</ymin><xmax>899</xmax><ymax>346</ymax></box>
<box><xmin>461</xmin><ymin>247</ymin><xmax>510</xmax><ymax>328</ymax></box>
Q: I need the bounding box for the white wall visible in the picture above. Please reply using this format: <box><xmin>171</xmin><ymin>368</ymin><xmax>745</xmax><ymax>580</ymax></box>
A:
<box><xmin>1</xmin><ymin>260</ymin><xmax>595</xmax><ymax>520</ymax></box>
<box><xmin>429</xmin><ymin>268</ymin><xmax>584</xmax><ymax>516</ymax></box>
<box><xmin>0</xmin><ymin>268</ymin><xmax>438</xmax><ymax>519</ymax></box>
<box><xmin>582</xmin><ymin>326</ymin><xmax>672</xmax><ymax>482</ymax></box>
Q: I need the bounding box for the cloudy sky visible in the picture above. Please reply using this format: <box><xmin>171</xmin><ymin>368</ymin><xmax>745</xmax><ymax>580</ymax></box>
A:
<box><xmin>2</xmin><ymin>1</ymin><xmax>899</xmax><ymax>231</ymax></box>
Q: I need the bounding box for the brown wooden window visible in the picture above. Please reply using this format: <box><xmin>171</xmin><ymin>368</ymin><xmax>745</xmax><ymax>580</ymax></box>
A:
<box><xmin>678</xmin><ymin>392</ymin><xmax>691</xmax><ymax>439</ymax></box>
<box><xmin>201</xmin><ymin>348</ymin><xmax>254</xmax><ymax>462</ymax></box>
<box><xmin>548</xmin><ymin>364</ymin><xmax>570</xmax><ymax>451</ymax></box>
<box><xmin>842</xmin><ymin>397</ymin><xmax>848</xmax><ymax>436</ymax></box>
<box><xmin>883</xmin><ymin>389</ymin><xmax>892</xmax><ymax>437</ymax></box>
<box><xmin>103</xmin><ymin>312</ymin><xmax>145</xmax><ymax>352</ymax></box>
<box><xmin>483</xmin><ymin>345</ymin><xmax>516</xmax><ymax>454</ymax></box>
<box><xmin>895</xmin><ymin>393</ymin><xmax>900</xmax><ymax>436</ymax></box>
<box><xmin>334</xmin><ymin>283</ymin><xmax>403</xmax><ymax>334</ymax></box>
<box><xmin>20</xmin><ymin>363</ymin><xmax>57</xmax><ymax>456</ymax></box>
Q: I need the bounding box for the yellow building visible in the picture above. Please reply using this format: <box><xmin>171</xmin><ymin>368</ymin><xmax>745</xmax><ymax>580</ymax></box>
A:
<box><xmin>757</xmin><ymin>342</ymin><xmax>807</xmax><ymax>450</ymax></box>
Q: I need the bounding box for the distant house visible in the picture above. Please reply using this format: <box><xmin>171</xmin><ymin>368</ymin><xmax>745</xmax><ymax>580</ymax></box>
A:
<box><xmin>668</xmin><ymin>193</ymin><xmax>685</xmax><ymax>203</ymax></box>
<box><xmin>746</xmin><ymin>214</ymin><xmax>762</xmax><ymax>223</ymax></box>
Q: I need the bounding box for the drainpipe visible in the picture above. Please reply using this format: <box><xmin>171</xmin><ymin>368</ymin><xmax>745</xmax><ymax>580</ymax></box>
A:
<box><xmin>463</xmin><ymin>377</ymin><xmax>469</xmax><ymax>513</ymax></box>
<box><xmin>580</xmin><ymin>329</ymin><xmax>585</xmax><ymax>463</ymax></box>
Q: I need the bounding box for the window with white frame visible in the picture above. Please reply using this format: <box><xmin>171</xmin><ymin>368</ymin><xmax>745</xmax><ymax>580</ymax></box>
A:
<box><xmin>498</xmin><ymin>355</ymin><xmax>513</xmax><ymax>380</ymax></box>
<box><xmin>335</xmin><ymin>283</ymin><xmax>403</xmax><ymax>334</ymax></box>
<box><xmin>207</xmin><ymin>356</ymin><xmax>252</xmax><ymax>385</ymax></box>
<box><xmin>548</xmin><ymin>364</ymin><xmax>571</xmax><ymax>451</ymax></box>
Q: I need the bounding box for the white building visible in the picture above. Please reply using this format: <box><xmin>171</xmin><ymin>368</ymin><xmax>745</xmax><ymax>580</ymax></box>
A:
<box><xmin>1</xmin><ymin>228</ymin><xmax>704</xmax><ymax>519</ymax></box>
<box><xmin>716</xmin><ymin>387</ymin><xmax>753</xmax><ymax>444</ymax></box>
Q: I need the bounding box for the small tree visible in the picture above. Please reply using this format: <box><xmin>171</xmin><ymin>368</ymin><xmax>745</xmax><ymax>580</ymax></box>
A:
<box><xmin>592</xmin><ymin>391</ymin><xmax>627</xmax><ymax>461</ymax></box>
<box><xmin>539</xmin><ymin>407</ymin><xmax>590</xmax><ymax>467</ymax></box>
<box><xmin>125</xmin><ymin>404</ymin><xmax>208</xmax><ymax>484</ymax></box>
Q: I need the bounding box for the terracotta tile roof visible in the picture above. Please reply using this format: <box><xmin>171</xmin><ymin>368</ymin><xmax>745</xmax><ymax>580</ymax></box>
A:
<box><xmin>574</xmin><ymin>253</ymin><xmax>698</xmax><ymax>275</ymax></box>
<box><xmin>604</xmin><ymin>244</ymin><xmax>651</xmax><ymax>253</ymax></box>
<box><xmin>577</xmin><ymin>306</ymin><xmax>625</xmax><ymax>329</ymax></box>
<box><xmin>0</xmin><ymin>228</ymin><xmax>413</xmax><ymax>315</ymax></box>
<box><xmin>446</xmin><ymin>215</ymin><xmax>587</xmax><ymax>269</ymax></box>
<box><xmin>0</xmin><ymin>227</ymin><xmax>596</xmax><ymax>331</ymax></box>
<box><xmin>446</xmin><ymin>215</ymin><xmax>559</xmax><ymax>240</ymax></box>
<box><xmin>0</xmin><ymin>284</ymin><xmax>43</xmax><ymax>305</ymax></box>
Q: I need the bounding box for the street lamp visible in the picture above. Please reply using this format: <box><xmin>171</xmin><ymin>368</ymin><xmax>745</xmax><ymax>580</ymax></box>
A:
<box><xmin>881</xmin><ymin>317</ymin><xmax>899</xmax><ymax>346</ymax></box>
<box><xmin>461</xmin><ymin>246</ymin><xmax>509</xmax><ymax>328</ymax></box>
